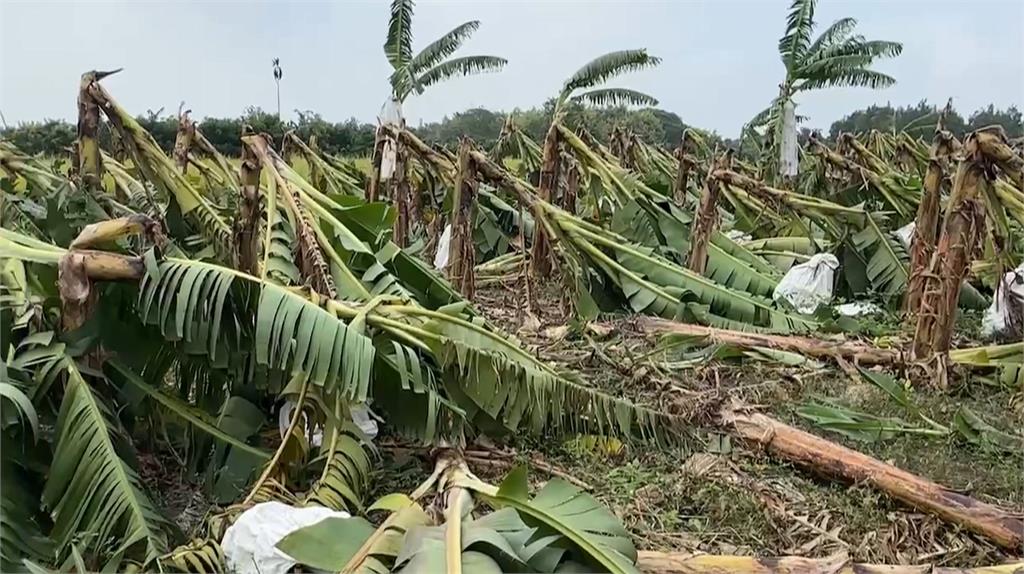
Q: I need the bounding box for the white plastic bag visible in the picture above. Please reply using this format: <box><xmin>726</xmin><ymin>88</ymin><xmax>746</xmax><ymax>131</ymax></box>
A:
<box><xmin>896</xmin><ymin>222</ymin><xmax>916</xmax><ymax>249</ymax></box>
<box><xmin>351</xmin><ymin>403</ymin><xmax>379</xmax><ymax>439</ymax></box>
<box><xmin>836</xmin><ymin>301</ymin><xmax>882</xmax><ymax>317</ymax></box>
<box><xmin>981</xmin><ymin>263</ymin><xmax>1024</xmax><ymax>337</ymax></box>
<box><xmin>434</xmin><ymin>224</ymin><xmax>453</xmax><ymax>269</ymax></box>
<box><xmin>278</xmin><ymin>400</ymin><xmax>323</xmax><ymax>448</ymax></box>
<box><xmin>222</xmin><ymin>502</ymin><xmax>350</xmax><ymax>574</ymax></box>
<box><xmin>379</xmin><ymin>137</ymin><xmax>397</xmax><ymax>181</ymax></box>
<box><xmin>779</xmin><ymin>99</ymin><xmax>799</xmax><ymax>178</ymax></box>
<box><xmin>725</xmin><ymin>229</ymin><xmax>753</xmax><ymax>242</ymax></box>
<box><xmin>772</xmin><ymin>253</ymin><xmax>839</xmax><ymax>314</ymax></box>
<box><xmin>376</xmin><ymin>98</ymin><xmax>403</xmax><ymax>182</ymax></box>
<box><xmin>379</xmin><ymin>97</ymin><xmax>404</xmax><ymax>127</ymax></box>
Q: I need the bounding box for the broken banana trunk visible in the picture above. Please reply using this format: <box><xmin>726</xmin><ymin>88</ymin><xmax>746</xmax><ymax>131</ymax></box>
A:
<box><xmin>672</xmin><ymin>130</ymin><xmax>698</xmax><ymax>205</ymax></box>
<box><xmin>242</xmin><ymin>134</ymin><xmax>337</xmax><ymax>299</ymax></box>
<box><xmin>59</xmin><ymin>216</ymin><xmax>153</xmax><ymax>333</ymax></box>
<box><xmin>723</xmin><ymin>409</ymin><xmax>1024</xmax><ymax>550</ymax></box>
<box><xmin>392</xmin><ymin>139</ymin><xmax>411</xmax><ymax>248</ymax></box>
<box><xmin>172</xmin><ymin>104</ymin><xmax>196</xmax><ymax>173</ymax></box>
<box><xmin>905</xmin><ymin>130</ymin><xmax>958</xmax><ymax>316</ymax></box>
<box><xmin>636</xmin><ymin>552</ymin><xmax>1023</xmax><ymax>574</ymax></box>
<box><xmin>366</xmin><ymin>131</ymin><xmax>386</xmax><ymax>202</ymax></box>
<box><xmin>913</xmin><ymin>131</ymin><xmax>995</xmax><ymax>359</ymax></box>
<box><xmin>448</xmin><ymin>139</ymin><xmax>479</xmax><ymax>300</ymax></box>
<box><xmin>687</xmin><ymin>152</ymin><xmax>731</xmax><ymax>274</ymax></box>
<box><xmin>235</xmin><ymin>141</ymin><xmax>262</xmax><ymax>276</ymax></box>
<box><xmin>531</xmin><ymin>123</ymin><xmax>561</xmax><ymax>277</ymax></box>
<box><xmin>77</xmin><ymin>69</ymin><xmax>120</xmax><ymax>189</ymax></box>
<box><xmin>638</xmin><ymin>317</ymin><xmax>901</xmax><ymax>365</ymax></box>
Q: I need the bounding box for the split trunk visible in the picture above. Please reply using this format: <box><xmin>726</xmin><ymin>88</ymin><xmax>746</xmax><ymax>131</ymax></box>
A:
<box><xmin>905</xmin><ymin>130</ymin><xmax>957</xmax><ymax>315</ymax></box>
<box><xmin>913</xmin><ymin>132</ymin><xmax>991</xmax><ymax>359</ymax></box>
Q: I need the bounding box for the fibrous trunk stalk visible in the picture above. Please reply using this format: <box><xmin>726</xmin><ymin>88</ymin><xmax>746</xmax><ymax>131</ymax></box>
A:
<box><xmin>672</xmin><ymin>131</ymin><xmax>696</xmax><ymax>205</ymax></box>
<box><xmin>563</xmin><ymin>163</ymin><xmax>578</xmax><ymax>215</ymax></box>
<box><xmin>531</xmin><ymin>123</ymin><xmax>561</xmax><ymax>277</ymax></box>
<box><xmin>905</xmin><ymin>130</ymin><xmax>957</xmax><ymax>315</ymax></box>
<box><xmin>392</xmin><ymin>140</ymin><xmax>410</xmax><ymax>247</ymax></box>
<box><xmin>673</xmin><ymin>156</ymin><xmax>695</xmax><ymax>206</ymax></box>
<box><xmin>687</xmin><ymin>153</ymin><xmax>730</xmax><ymax>274</ymax></box>
<box><xmin>77</xmin><ymin>70</ymin><xmax>118</xmax><ymax>189</ymax></box>
<box><xmin>172</xmin><ymin>104</ymin><xmax>195</xmax><ymax>173</ymax></box>
<box><xmin>235</xmin><ymin>142</ymin><xmax>262</xmax><ymax>275</ymax></box>
<box><xmin>366</xmin><ymin>132</ymin><xmax>385</xmax><ymax>202</ymax></box>
<box><xmin>636</xmin><ymin>551</ymin><xmax>1022</xmax><ymax>573</ymax></box>
<box><xmin>448</xmin><ymin>139</ymin><xmax>478</xmax><ymax>300</ymax></box>
<box><xmin>639</xmin><ymin>318</ymin><xmax>900</xmax><ymax>365</ymax></box>
<box><xmin>913</xmin><ymin>132</ymin><xmax>991</xmax><ymax>359</ymax></box>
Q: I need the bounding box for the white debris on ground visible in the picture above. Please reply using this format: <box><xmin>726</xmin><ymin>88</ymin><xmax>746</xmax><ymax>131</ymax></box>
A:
<box><xmin>725</xmin><ymin>229</ymin><xmax>753</xmax><ymax>242</ymax></box>
<box><xmin>351</xmin><ymin>403</ymin><xmax>380</xmax><ymax>439</ymax></box>
<box><xmin>278</xmin><ymin>401</ymin><xmax>381</xmax><ymax>445</ymax></box>
<box><xmin>836</xmin><ymin>301</ymin><xmax>882</xmax><ymax>316</ymax></box>
<box><xmin>981</xmin><ymin>263</ymin><xmax>1024</xmax><ymax>337</ymax></box>
<box><xmin>773</xmin><ymin>253</ymin><xmax>840</xmax><ymax>314</ymax></box>
<box><xmin>222</xmin><ymin>501</ymin><xmax>350</xmax><ymax>574</ymax></box>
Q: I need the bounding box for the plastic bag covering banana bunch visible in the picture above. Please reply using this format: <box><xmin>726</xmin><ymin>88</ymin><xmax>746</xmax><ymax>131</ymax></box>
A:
<box><xmin>779</xmin><ymin>98</ymin><xmax>799</xmax><ymax>177</ymax></box>
<box><xmin>378</xmin><ymin>97</ymin><xmax>403</xmax><ymax>180</ymax></box>
<box><xmin>773</xmin><ymin>253</ymin><xmax>840</xmax><ymax>314</ymax></box>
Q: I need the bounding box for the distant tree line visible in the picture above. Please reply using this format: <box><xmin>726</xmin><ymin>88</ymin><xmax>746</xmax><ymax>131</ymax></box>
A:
<box><xmin>2</xmin><ymin>100</ymin><xmax>1020</xmax><ymax>159</ymax></box>
<box><xmin>0</xmin><ymin>107</ymin><xmax>377</xmax><ymax>158</ymax></box>
<box><xmin>828</xmin><ymin>101</ymin><xmax>1022</xmax><ymax>140</ymax></box>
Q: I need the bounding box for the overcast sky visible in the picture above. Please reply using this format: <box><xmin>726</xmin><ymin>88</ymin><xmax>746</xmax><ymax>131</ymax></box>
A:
<box><xmin>1</xmin><ymin>0</ymin><xmax>1021</xmax><ymax>137</ymax></box>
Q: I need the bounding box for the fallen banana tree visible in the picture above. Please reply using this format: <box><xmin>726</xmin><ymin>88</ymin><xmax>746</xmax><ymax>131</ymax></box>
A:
<box><xmin>707</xmin><ymin>164</ymin><xmax>989</xmax><ymax>310</ymax></box>
<box><xmin>4</xmin><ymin>224</ymin><xmax>674</xmax><ymax>442</ymax></box>
<box><xmin>635</xmin><ymin>552</ymin><xmax>1023</xmax><ymax>574</ymax></box>
<box><xmin>721</xmin><ymin>407</ymin><xmax>1024</xmax><ymax>550</ymax></box>
<box><xmin>282</xmin><ymin>131</ymin><xmax>363</xmax><ymax>197</ymax></box>
<box><xmin>637</xmin><ymin>317</ymin><xmax>901</xmax><ymax>365</ymax></box>
<box><xmin>79</xmin><ymin>71</ymin><xmax>233</xmax><ymax>254</ymax></box>
<box><xmin>385</xmin><ymin>125</ymin><xmax>815</xmax><ymax>333</ymax></box>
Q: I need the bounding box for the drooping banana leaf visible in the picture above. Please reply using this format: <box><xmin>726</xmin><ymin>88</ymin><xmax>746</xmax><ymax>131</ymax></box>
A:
<box><xmin>31</xmin><ymin>341</ymin><xmax>171</xmax><ymax>565</ymax></box>
<box><xmin>464</xmin><ymin>466</ymin><xmax>640</xmax><ymax>574</ymax></box>
<box><xmin>277</xmin><ymin>493</ymin><xmax>431</xmax><ymax>572</ymax></box>
<box><xmin>159</xmin><ymin>538</ymin><xmax>227</xmax><ymax>573</ymax></box>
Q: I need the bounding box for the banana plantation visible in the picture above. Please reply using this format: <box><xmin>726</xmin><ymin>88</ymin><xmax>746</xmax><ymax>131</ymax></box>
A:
<box><xmin>1</xmin><ymin>0</ymin><xmax>1022</xmax><ymax>572</ymax></box>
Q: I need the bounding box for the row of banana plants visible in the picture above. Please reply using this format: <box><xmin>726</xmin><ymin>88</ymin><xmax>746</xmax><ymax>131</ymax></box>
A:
<box><xmin>0</xmin><ymin>71</ymin><xmax>674</xmax><ymax>572</ymax></box>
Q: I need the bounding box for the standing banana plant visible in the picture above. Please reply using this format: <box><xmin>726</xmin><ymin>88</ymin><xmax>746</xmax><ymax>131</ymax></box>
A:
<box><xmin>533</xmin><ymin>50</ymin><xmax>661</xmax><ymax>276</ymax></box>
<box><xmin>384</xmin><ymin>0</ymin><xmax>507</xmax><ymax>106</ymax></box>
<box><xmin>375</xmin><ymin>0</ymin><xmax>506</xmax><ymax>245</ymax></box>
<box><xmin>746</xmin><ymin>0</ymin><xmax>902</xmax><ymax>181</ymax></box>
